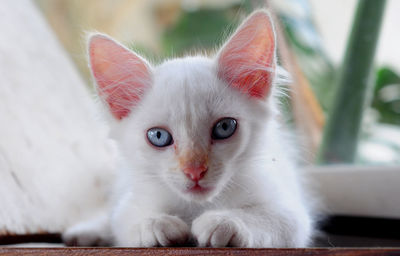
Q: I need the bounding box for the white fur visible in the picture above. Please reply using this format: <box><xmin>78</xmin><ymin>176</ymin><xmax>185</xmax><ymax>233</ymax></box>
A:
<box><xmin>64</xmin><ymin>11</ymin><xmax>313</xmax><ymax>248</ymax></box>
<box><xmin>0</xmin><ymin>0</ymin><xmax>116</xmax><ymax>235</ymax></box>
<box><xmin>64</xmin><ymin>56</ymin><xmax>313</xmax><ymax>247</ymax></box>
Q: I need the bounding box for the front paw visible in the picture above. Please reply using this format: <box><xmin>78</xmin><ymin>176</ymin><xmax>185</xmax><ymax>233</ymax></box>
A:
<box><xmin>115</xmin><ymin>215</ymin><xmax>189</xmax><ymax>247</ymax></box>
<box><xmin>191</xmin><ymin>212</ymin><xmax>253</xmax><ymax>247</ymax></box>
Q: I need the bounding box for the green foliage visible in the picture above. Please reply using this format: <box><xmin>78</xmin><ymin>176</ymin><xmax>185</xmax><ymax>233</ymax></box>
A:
<box><xmin>162</xmin><ymin>8</ymin><xmax>239</xmax><ymax>57</ymax></box>
<box><xmin>372</xmin><ymin>67</ymin><xmax>400</xmax><ymax>125</ymax></box>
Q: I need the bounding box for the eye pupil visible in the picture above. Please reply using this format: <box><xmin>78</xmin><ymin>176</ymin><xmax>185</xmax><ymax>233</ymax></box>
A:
<box><xmin>147</xmin><ymin>128</ymin><xmax>173</xmax><ymax>147</ymax></box>
<box><xmin>212</xmin><ymin>118</ymin><xmax>237</xmax><ymax>140</ymax></box>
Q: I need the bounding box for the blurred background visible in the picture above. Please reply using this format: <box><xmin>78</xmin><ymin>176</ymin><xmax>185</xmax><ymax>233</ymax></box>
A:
<box><xmin>0</xmin><ymin>0</ymin><xmax>399</xmax><ymax>245</ymax></box>
<box><xmin>34</xmin><ymin>0</ymin><xmax>400</xmax><ymax>165</ymax></box>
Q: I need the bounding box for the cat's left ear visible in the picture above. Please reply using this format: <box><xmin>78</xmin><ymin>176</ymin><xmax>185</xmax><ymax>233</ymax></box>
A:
<box><xmin>216</xmin><ymin>10</ymin><xmax>276</xmax><ymax>99</ymax></box>
<box><xmin>88</xmin><ymin>34</ymin><xmax>152</xmax><ymax>120</ymax></box>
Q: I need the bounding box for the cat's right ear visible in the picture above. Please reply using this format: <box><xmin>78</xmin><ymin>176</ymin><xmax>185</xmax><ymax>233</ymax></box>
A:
<box><xmin>88</xmin><ymin>34</ymin><xmax>152</xmax><ymax>120</ymax></box>
<box><xmin>216</xmin><ymin>11</ymin><xmax>276</xmax><ymax>99</ymax></box>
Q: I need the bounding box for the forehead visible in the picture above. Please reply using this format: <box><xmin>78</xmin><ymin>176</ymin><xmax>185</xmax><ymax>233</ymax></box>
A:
<box><xmin>154</xmin><ymin>56</ymin><xmax>219</xmax><ymax>99</ymax></box>
<box><xmin>142</xmin><ymin>57</ymin><xmax>234</xmax><ymax>124</ymax></box>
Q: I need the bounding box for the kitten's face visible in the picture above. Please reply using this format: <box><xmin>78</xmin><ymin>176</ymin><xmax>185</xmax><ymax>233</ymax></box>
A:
<box><xmin>89</xmin><ymin>11</ymin><xmax>276</xmax><ymax>202</ymax></box>
<box><xmin>116</xmin><ymin>57</ymin><xmax>268</xmax><ymax>201</ymax></box>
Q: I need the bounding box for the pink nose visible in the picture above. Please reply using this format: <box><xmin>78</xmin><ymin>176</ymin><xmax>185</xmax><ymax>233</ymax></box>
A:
<box><xmin>183</xmin><ymin>165</ymin><xmax>208</xmax><ymax>182</ymax></box>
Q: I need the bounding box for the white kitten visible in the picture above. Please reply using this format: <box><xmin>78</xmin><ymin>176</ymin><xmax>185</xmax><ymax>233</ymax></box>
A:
<box><xmin>63</xmin><ymin>10</ymin><xmax>313</xmax><ymax>247</ymax></box>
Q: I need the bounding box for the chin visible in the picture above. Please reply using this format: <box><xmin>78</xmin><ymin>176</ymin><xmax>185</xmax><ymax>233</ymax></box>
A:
<box><xmin>167</xmin><ymin>181</ymin><xmax>214</xmax><ymax>202</ymax></box>
<box><xmin>166</xmin><ymin>175</ymin><xmax>225</xmax><ymax>202</ymax></box>
<box><xmin>186</xmin><ymin>186</ymin><xmax>213</xmax><ymax>201</ymax></box>
<box><xmin>184</xmin><ymin>180</ymin><xmax>226</xmax><ymax>202</ymax></box>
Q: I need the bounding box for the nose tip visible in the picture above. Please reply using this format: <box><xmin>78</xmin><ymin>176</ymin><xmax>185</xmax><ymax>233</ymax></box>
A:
<box><xmin>183</xmin><ymin>166</ymin><xmax>208</xmax><ymax>182</ymax></box>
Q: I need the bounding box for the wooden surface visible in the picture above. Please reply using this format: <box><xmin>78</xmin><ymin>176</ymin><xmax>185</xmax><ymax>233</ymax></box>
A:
<box><xmin>1</xmin><ymin>248</ymin><xmax>400</xmax><ymax>256</ymax></box>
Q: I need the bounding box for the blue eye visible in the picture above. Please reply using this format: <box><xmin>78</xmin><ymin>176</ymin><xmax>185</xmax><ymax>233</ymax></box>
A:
<box><xmin>147</xmin><ymin>128</ymin><xmax>173</xmax><ymax>147</ymax></box>
<box><xmin>212</xmin><ymin>118</ymin><xmax>237</xmax><ymax>140</ymax></box>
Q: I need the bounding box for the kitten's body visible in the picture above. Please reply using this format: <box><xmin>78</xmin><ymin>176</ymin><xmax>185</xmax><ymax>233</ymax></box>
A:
<box><xmin>64</xmin><ymin>11</ymin><xmax>313</xmax><ymax>247</ymax></box>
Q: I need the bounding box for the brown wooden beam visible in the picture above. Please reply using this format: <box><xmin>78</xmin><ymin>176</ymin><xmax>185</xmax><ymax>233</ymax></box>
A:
<box><xmin>1</xmin><ymin>248</ymin><xmax>400</xmax><ymax>256</ymax></box>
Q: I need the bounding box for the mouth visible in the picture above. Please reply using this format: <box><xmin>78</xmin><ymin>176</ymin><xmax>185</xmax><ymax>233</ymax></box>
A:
<box><xmin>186</xmin><ymin>183</ymin><xmax>212</xmax><ymax>195</ymax></box>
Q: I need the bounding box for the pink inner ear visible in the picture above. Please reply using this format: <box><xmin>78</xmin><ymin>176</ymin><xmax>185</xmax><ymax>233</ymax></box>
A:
<box><xmin>89</xmin><ymin>35</ymin><xmax>151</xmax><ymax>120</ymax></box>
<box><xmin>217</xmin><ymin>11</ymin><xmax>275</xmax><ymax>99</ymax></box>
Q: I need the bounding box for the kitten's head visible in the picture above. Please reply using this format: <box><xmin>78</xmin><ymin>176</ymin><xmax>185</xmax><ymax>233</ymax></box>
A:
<box><xmin>89</xmin><ymin>10</ymin><xmax>279</xmax><ymax>202</ymax></box>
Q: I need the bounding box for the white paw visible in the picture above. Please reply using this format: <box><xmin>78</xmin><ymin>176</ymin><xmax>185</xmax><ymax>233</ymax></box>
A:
<box><xmin>191</xmin><ymin>212</ymin><xmax>253</xmax><ymax>247</ymax></box>
<box><xmin>63</xmin><ymin>218</ymin><xmax>112</xmax><ymax>246</ymax></box>
<box><xmin>115</xmin><ymin>215</ymin><xmax>190</xmax><ymax>247</ymax></box>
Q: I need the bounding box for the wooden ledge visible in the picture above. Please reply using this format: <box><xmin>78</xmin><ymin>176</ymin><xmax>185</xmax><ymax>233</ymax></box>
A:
<box><xmin>1</xmin><ymin>248</ymin><xmax>400</xmax><ymax>256</ymax></box>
